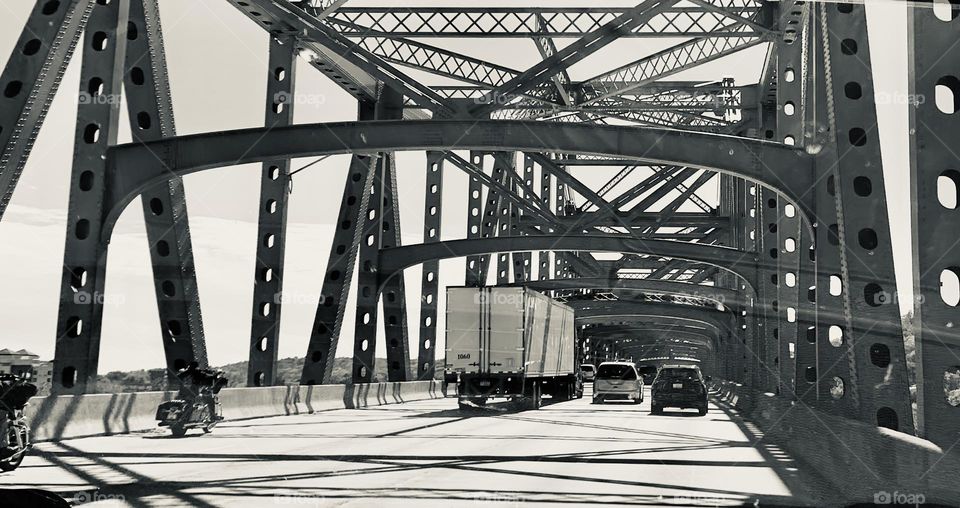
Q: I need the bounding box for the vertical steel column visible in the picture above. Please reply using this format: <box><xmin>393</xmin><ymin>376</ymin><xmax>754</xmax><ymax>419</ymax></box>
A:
<box><xmin>744</xmin><ymin>182</ymin><xmax>762</xmax><ymax>392</ymax></box>
<box><xmin>52</xmin><ymin>0</ymin><xmax>129</xmax><ymax>394</ymax></box>
<box><xmin>759</xmin><ymin>184</ymin><xmax>780</xmax><ymax>393</ymax></box>
<box><xmin>774</xmin><ymin>2</ymin><xmax>807</xmax><ymax>400</ymax></box>
<box><xmin>554</xmin><ymin>170</ymin><xmax>569</xmax><ymax>279</ymax></box>
<box><xmin>352</xmin><ymin>88</ymin><xmax>406</xmax><ymax>383</ymax></box>
<box><xmin>246</xmin><ymin>34</ymin><xmax>296</xmax><ymax>386</ymax></box>
<box><xmin>125</xmin><ymin>0</ymin><xmax>208</xmax><ymax>385</ymax></box>
<box><xmin>478</xmin><ymin>160</ymin><xmax>506</xmax><ymax>285</ymax></box>
<box><xmin>300</xmin><ymin>105</ymin><xmax>378</xmax><ymax>385</ymax></box>
<box><xmin>535</xmin><ymin>155</ymin><xmax>552</xmax><ymax>281</ymax></box>
<box><xmin>805</xmin><ymin>8</ymin><xmax>857</xmax><ymax>415</ymax></box>
<box><xmin>821</xmin><ymin>3</ymin><xmax>913</xmax><ymax>431</ymax></box>
<box><xmin>511</xmin><ymin>152</ymin><xmax>531</xmax><ymax>283</ymax></box>
<box><xmin>464</xmin><ymin>152</ymin><xmax>486</xmax><ymax>286</ymax></box>
<box><xmin>0</xmin><ymin>0</ymin><xmax>92</xmax><ymax>220</ymax></box>
<box><xmin>908</xmin><ymin>0</ymin><xmax>960</xmax><ymax>447</ymax></box>
<box><xmin>381</xmin><ymin>151</ymin><xmax>412</xmax><ymax>382</ymax></box>
<box><xmin>416</xmin><ymin>152</ymin><xmax>444</xmax><ymax>380</ymax></box>
<box><xmin>494</xmin><ymin>153</ymin><xmax>515</xmax><ymax>285</ymax></box>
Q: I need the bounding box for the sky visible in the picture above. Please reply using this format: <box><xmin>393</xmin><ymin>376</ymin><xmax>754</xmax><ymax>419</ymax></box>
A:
<box><xmin>0</xmin><ymin>0</ymin><xmax>916</xmax><ymax>372</ymax></box>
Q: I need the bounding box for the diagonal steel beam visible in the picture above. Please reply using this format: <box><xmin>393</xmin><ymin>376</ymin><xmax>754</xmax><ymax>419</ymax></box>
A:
<box><xmin>322</xmin><ymin>4</ymin><xmax>765</xmax><ymax>38</ymax></box>
<box><xmin>472</xmin><ymin>0</ymin><xmax>682</xmax><ymax>116</ymax></box>
<box><xmin>0</xmin><ymin>0</ymin><xmax>93</xmax><ymax>220</ymax></box>
<box><xmin>580</xmin><ymin>29</ymin><xmax>767</xmax><ymax>105</ymax></box>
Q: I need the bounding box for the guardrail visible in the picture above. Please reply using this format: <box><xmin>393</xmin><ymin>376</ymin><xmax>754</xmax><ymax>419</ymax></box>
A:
<box><xmin>710</xmin><ymin>380</ymin><xmax>960</xmax><ymax>505</ymax></box>
<box><xmin>23</xmin><ymin>380</ymin><xmax>441</xmax><ymax>442</ymax></box>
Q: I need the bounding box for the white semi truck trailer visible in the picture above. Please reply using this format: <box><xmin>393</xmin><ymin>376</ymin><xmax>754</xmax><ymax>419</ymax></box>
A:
<box><xmin>444</xmin><ymin>287</ymin><xmax>581</xmax><ymax>410</ymax></box>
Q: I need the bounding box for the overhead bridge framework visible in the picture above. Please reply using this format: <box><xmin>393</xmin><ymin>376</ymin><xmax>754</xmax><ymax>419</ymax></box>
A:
<box><xmin>0</xmin><ymin>0</ymin><xmax>957</xmax><ymax>449</ymax></box>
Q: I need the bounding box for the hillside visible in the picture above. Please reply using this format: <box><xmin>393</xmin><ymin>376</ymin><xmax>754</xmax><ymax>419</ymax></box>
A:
<box><xmin>94</xmin><ymin>357</ymin><xmax>440</xmax><ymax>393</ymax></box>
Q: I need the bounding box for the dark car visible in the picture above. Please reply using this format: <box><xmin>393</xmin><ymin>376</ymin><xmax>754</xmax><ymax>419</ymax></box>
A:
<box><xmin>650</xmin><ymin>364</ymin><xmax>708</xmax><ymax>415</ymax></box>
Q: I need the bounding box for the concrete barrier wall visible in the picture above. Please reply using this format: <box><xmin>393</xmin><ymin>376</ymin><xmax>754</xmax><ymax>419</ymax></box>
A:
<box><xmin>711</xmin><ymin>380</ymin><xmax>960</xmax><ymax>505</ymax></box>
<box><xmin>24</xmin><ymin>380</ymin><xmax>441</xmax><ymax>442</ymax></box>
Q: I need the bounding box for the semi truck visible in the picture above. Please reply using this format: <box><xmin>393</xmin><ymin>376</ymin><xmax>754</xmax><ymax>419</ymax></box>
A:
<box><xmin>444</xmin><ymin>287</ymin><xmax>580</xmax><ymax>410</ymax></box>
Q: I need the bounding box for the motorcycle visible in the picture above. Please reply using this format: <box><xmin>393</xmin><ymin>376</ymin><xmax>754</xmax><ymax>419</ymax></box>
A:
<box><xmin>156</xmin><ymin>364</ymin><xmax>227</xmax><ymax>437</ymax></box>
<box><xmin>155</xmin><ymin>388</ymin><xmax>223</xmax><ymax>437</ymax></box>
<box><xmin>0</xmin><ymin>374</ymin><xmax>38</xmax><ymax>472</ymax></box>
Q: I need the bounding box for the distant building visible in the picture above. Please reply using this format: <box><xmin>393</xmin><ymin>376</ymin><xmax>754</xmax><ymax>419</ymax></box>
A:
<box><xmin>0</xmin><ymin>349</ymin><xmax>53</xmax><ymax>395</ymax></box>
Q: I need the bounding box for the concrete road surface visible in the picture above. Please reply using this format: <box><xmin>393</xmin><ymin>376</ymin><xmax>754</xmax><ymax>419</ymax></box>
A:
<box><xmin>0</xmin><ymin>387</ymin><xmax>831</xmax><ymax>506</ymax></box>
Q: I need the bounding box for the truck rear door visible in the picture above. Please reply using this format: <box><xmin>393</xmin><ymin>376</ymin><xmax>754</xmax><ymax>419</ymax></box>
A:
<box><xmin>487</xmin><ymin>288</ymin><xmax>525</xmax><ymax>373</ymax></box>
<box><xmin>445</xmin><ymin>288</ymin><xmax>481</xmax><ymax>373</ymax></box>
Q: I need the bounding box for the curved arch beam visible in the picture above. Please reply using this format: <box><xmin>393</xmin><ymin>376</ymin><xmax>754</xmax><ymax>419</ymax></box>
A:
<box><xmin>512</xmin><ymin>277</ymin><xmax>741</xmax><ymax>306</ymax></box>
<box><xmin>571</xmin><ymin>300</ymin><xmax>734</xmax><ymax>336</ymax></box>
<box><xmin>376</xmin><ymin>235</ymin><xmax>760</xmax><ymax>290</ymax></box>
<box><xmin>587</xmin><ymin>328</ymin><xmax>716</xmax><ymax>350</ymax></box>
<box><xmin>102</xmin><ymin>120</ymin><xmax>814</xmax><ymax>240</ymax></box>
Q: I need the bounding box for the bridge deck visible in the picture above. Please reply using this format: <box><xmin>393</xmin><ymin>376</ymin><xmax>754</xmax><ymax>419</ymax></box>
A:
<box><xmin>2</xmin><ymin>388</ymin><xmax>829</xmax><ymax>506</ymax></box>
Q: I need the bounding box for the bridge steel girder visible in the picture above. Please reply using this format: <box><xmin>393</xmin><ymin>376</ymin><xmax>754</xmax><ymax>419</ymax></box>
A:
<box><xmin>352</xmin><ymin>89</ymin><xmax>411</xmax><ymax>384</ymax></box>
<box><xmin>100</xmin><ymin>121</ymin><xmax>817</xmax><ymax>239</ymax></box>
<box><xmin>772</xmin><ymin>1</ymin><xmax>807</xmax><ymax>402</ymax></box>
<box><xmin>812</xmin><ymin>4</ymin><xmax>912</xmax><ymax>433</ymax></box>
<box><xmin>907</xmin><ymin>1</ymin><xmax>960</xmax><ymax>447</ymax></box>
<box><xmin>376</xmin><ymin>235</ymin><xmax>760</xmax><ymax>298</ymax></box>
<box><xmin>123</xmin><ymin>0</ymin><xmax>208</xmax><ymax>386</ymax></box>
<box><xmin>246</xmin><ymin>34</ymin><xmax>297</xmax><ymax>387</ymax></box>
<box><xmin>464</xmin><ymin>151</ymin><xmax>487</xmax><ymax>286</ymax></box>
<box><xmin>52</xmin><ymin>0</ymin><xmax>130</xmax><ymax>395</ymax></box>
<box><xmin>585</xmin><ymin>323</ymin><xmax>720</xmax><ymax>350</ymax></box>
<box><xmin>471</xmin><ymin>0</ymin><xmax>688</xmax><ymax>115</ymax></box>
<box><xmin>323</xmin><ymin>4</ymin><xmax>766</xmax><ymax>38</ymax></box>
<box><xmin>0</xmin><ymin>0</ymin><xmax>92</xmax><ymax>220</ymax></box>
<box><xmin>416</xmin><ymin>152</ymin><xmax>445</xmax><ymax>380</ymax></box>
<box><xmin>569</xmin><ymin>300</ymin><xmax>731</xmax><ymax>330</ymax></box>
<box><xmin>299</xmin><ymin>104</ymin><xmax>380</xmax><ymax>385</ymax></box>
<box><xmin>757</xmin><ymin>185</ymin><xmax>779</xmax><ymax>394</ymax></box>
<box><xmin>514</xmin><ymin>277</ymin><xmax>739</xmax><ymax>306</ymax></box>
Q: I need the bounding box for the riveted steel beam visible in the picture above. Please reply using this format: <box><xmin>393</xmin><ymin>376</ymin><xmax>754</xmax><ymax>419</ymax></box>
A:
<box><xmin>323</xmin><ymin>4</ymin><xmax>766</xmax><ymax>38</ymax></box>
<box><xmin>0</xmin><ymin>0</ymin><xmax>92</xmax><ymax>220</ymax></box>
<box><xmin>773</xmin><ymin>0</ymin><xmax>808</xmax><ymax>401</ymax></box>
<box><xmin>300</xmin><ymin>107</ymin><xmax>379</xmax><ymax>385</ymax></box>
<box><xmin>416</xmin><ymin>152</ymin><xmax>445</xmax><ymax>380</ymax></box>
<box><xmin>377</xmin><ymin>235</ymin><xmax>760</xmax><ymax>295</ymax></box>
<box><xmin>124</xmin><ymin>0</ymin><xmax>208</xmax><ymax>386</ymax></box>
<box><xmin>908</xmin><ymin>0</ymin><xmax>960</xmax><ymax>447</ymax></box>
<box><xmin>472</xmin><ymin>0</ymin><xmax>684</xmax><ymax>115</ymax></box>
<box><xmin>811</xmin><ymin>3</ymin><xmax>912</xmax><ymax>432</ymax></box>
<box><xmin>464</xmin><ymin>151</ymin><xmax>487</xmax><ymax>286</ymax></box>
<box><xmin>352</xmin><ymin>88</ymin><xmax>408</xmax><ymax>383</ymax></box>
<box><xmin>101</xmin><ymin>121</ymin><xmax>817</xmax><ymax>242</ymax></box>
<box><xmin>52</xmin><ymin>0</ymin><xmax>129</xmax><ymax>395</ymax></box>
<box><xmin>246</xmin><ymin>35</ymin><xmax>297</xmax><ymax>387</ymax></box>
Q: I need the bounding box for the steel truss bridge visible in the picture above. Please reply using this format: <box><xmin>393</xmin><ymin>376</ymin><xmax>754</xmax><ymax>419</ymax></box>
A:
<box><xmin>1</xmin><ymin>0</ymin><xmax>959</xmax><ymax>481</ymax></box>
